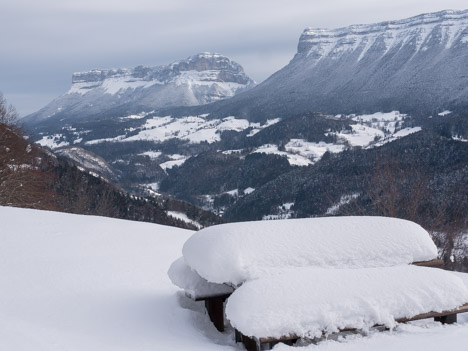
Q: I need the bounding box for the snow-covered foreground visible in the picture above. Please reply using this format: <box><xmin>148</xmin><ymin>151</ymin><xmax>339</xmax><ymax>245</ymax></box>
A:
<box><xmin>0</xmin><ymin>207</ymin><xmax>233</xmax><ymax>351</ymax></box>
<box><xmin>1</xmin><ymin>206</ymin><xmax>468</xmax><ymax>350</ymax></box>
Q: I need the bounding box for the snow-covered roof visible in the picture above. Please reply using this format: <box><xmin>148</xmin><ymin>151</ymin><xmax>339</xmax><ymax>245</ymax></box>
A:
<box><xmin>225</xmin><ymin>266</ymin><xmax>468</xmax><ymax>339</ymax></box>
<box><xmin>168</xmin><ymin>257</ymin><xmax>234</xmax><ymax>299</ymax></box>
<box><xmin>182</xmin><ymin>216</ymin><xmax>438</xmax><ymax>285</ymax></box>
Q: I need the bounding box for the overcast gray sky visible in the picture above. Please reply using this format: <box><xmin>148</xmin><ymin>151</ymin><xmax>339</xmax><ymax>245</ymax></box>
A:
<box><xmin>1</xmin><ymin>0</ymin><xmax>467</xmax><ymax>116</ymax></box>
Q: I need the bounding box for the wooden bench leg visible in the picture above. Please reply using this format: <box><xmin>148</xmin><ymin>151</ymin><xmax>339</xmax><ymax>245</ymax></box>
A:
<box><xmin>205</xmin><ymin>297</ymin><xmax>225</xmax><ymax>332</ymax></box>
<box><xmin>283</xmin><ymin>338</ymin><xmax>298</xmax><ymax>346</ymax></box>
<box><xmin>238</xmin><ymin>335</ymin><xmax>297</xmax><ymax>350</ymax></box>
<box><xmin>235</xmin><ymin>329</ymin><xmax>242</xmax><ymax>343</ymax></box>
<box><xmin>268</xmin><ymin>341</ymin><xmax>280</xmax><ymax>349</ymax></box>
<box><xmin>435</xmin><ymin>314</ymin><xmax>457</xmax><ymax>324</ymax></box>
<box><xmin>240</xmin><ymin>333</ymin><xmax>261</xmax><ymax>351</ymax></box>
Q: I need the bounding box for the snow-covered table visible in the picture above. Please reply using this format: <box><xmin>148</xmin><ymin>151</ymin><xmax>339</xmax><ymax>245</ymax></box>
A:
<box><xmin>182</xmin><ymin>216</ymin><xmax>440</xmax><ymax>285</ymax></box>
<box><xmin>168</xmin><ymin>257</ymin><xmax>234</xmax><ymax>331</ymax></box>
<box><xmin>169</xmin><ymin>216</ymin><xmax>468</xmax><ymax>349</ymax></box>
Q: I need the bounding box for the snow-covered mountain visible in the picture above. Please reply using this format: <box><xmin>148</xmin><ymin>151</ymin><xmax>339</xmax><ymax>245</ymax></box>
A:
<box><xmin>200</xmin><ymin>9</ymin><xmax>468</xmax><ymax>121</ymax></box>
<box><xmin>24</xmin><ymin>53</ymin><xmax>255</xmax><ymax>124</ymax></box>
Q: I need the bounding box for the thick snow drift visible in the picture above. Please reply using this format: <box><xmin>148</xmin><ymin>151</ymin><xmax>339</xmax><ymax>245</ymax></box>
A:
<box><xmin>183</xmin><ymin>217</ymin><xmax>438</xmax><ymax>285</ymax></box>
<box><xmin>226</xmin><ymin>266</ymin><xmax>468</xmax><ymax>339</ymax></box>
<box><xmin>168</xmin><ymin>257</ymin><xmax>234</xmax><ymax>299</ymax></box>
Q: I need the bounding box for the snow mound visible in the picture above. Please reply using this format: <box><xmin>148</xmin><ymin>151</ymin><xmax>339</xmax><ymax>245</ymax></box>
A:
<box><xmin>226</xmin><ymin>266</ymin><xmax>468</xmax><ymax>339</ymax></box>
<box><xmin>182</xmin><ymin>217</ymin><xmax>438</xmax><ymax>285</ymax></box>
<box><xmin>168</xmin><ymin>257</ymin><xmax>233</xmax><ymax>299</ymax></box>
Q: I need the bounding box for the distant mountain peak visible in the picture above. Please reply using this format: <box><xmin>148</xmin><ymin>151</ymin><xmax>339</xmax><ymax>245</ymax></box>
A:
<box><xmin>68</xmin><ymin>52</ymin><xmax>254</xmax><ymax>96</ymax></box>
<box><xmin>25</xmin><ymin>53</ymin><xmax>255</xmax><ymax>124</ymax></box>
<box><xmin>172</xmin><ymin>52</ymin><xmax>244</xmax><ymax>72</ymax></box>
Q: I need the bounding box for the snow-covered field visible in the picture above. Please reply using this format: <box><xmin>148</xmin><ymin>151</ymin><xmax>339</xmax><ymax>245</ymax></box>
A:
<box><xmin>335</xmin><ymin>111</ymin><xmax>421</xmax><ymax>148</ymax></box>
<box><xmin>36</xmin><ymin>134</ymin><xmax>70</xmax><ymax>149</ymax></box>
<box><xmin>37</xmin><ymin>111</ymin><xmax>416</xmax><ymax>155</ymax></box>
<box><xmin>93</xmin><ymin>115</ymin><xmax>276</xmax><ymax>145</ymax></box>
<box><xmin>0</xmin><ymin>207</ymin><xmax>232</xmax><ymax>351</ymax></box>
<box><xmin>251</xmin><ymin>112</ymin><xmax>420</xmax><ymax>167</ymax></box>
<box><xmin>1</xmin><ymin>206</ymin><xmax>468</xmax><ymax>350</ymax></box>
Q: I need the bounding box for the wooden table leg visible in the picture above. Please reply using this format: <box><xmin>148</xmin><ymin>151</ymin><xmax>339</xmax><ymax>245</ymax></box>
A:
<box><xmin>435</xmin><ymin>314</ymin><xmax>457</xmax><ymax>324</ymax></box>
<box><xmin>205</xmin><ymin>297</ymin><xmax>225</xmax><ymax>332</ymax></box>
<box><xmin>241</xmin><ymin>333</ymin><xmax>261</xmax><ymax>351</ymax></box>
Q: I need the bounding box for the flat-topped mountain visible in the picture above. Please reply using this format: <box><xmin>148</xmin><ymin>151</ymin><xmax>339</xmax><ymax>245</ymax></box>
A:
<box><xmin>196</xmin><ymin>10</ymin><xmax>468</xmax><ymax>121</ymax></box>
<box><xmin>297</xmin><ymin>9</ymin><xmax>468</xmax><ymax>56</ymax></box>
<box><xmin>25</xmin><ymin>53</ymin><xmax>255</xmax><ymax>124</ymax></box>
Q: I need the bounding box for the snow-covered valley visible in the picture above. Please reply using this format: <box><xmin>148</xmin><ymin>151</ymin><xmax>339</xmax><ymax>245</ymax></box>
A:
<box><xmin>34</xmin><ymin>110</ymin><xmax>422</xmax><ymax>183</ymax></box>
<box><xmin>1</xmin><ymin>206</ymin><xmax>468</xmax><ymax>350</ymax></box>
<box><xmin>30</xmin><ymin>108</ymin><xmax>465</xmax><ymax>220</ymax></box>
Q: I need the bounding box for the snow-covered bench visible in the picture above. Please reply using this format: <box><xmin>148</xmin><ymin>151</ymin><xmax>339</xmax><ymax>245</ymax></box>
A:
<box><xmin>169</xmin><ymin>216</ymin><xmax>467</xmax><ymax>348</ymax></box>
<box><xmin>226</xmin><ymin>266</ymin><xmax>468</xmax><ymax>351</ymax></box>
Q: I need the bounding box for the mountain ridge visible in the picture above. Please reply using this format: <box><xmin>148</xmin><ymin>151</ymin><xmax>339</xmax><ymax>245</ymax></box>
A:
<box><xmin>170</xmin><ymin>9</ymin><xmax>468</xmax><ymax>122</ymax></box>
<box><xmin>24</xmin><ymin>53</ymin><xmax>255</xmax><ymax>124</ymax></box>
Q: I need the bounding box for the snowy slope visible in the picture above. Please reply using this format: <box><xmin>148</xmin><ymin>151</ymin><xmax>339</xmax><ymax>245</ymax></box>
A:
<box><xmin>1</xmin><ymin>206</ymin><xmax>468</xmax><ymax>350</ymax></box>
<box><xmin>35</xmin><ymin>114</ymin><xmax>281</xmax><ymax>150</ymax></box>
<box><xmin>0</xmin><ymin>207</ymin><xmax>233</xmax><ymax>351</ymax></box>
<box><xmin>54</xmin><ymin>146</ymin><xmax>117</xmax><ymax>180</ymax></box>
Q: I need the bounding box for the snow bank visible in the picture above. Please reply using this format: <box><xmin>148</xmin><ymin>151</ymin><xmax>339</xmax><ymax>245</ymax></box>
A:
<box><xmin>183</xmin><ymin>217</ymin><xmax>438</xmax><ymax>285</ymax></box>
<box><xmin>226</xmin><ymin>266</ymin><xmax>468</xmax><ymax>339</ymax></box>
<box><xmin>168</xmin><ymin>257</ymin><xmax>234</xmax><ymax>299</ymax></box>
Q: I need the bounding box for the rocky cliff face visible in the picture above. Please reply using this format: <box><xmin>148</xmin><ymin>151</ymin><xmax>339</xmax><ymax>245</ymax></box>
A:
<box><xmin>70</xmin><ymin>53</ymin><xmax>252</xmax><ymax>90</ymax></box>
<box><xmin>25</xmin><ymin>53</ymin><xmax>255</xmax><ymax>124</ymax></box>
<box><xmin>199</xmin><ymin>10</ymin><xmax>468</xmax><ymax>121</ymax></box>
<box><xmin>296</xmin><ymin>10</ymin><xmax>468</xmax><ymax>58</ymax></box>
